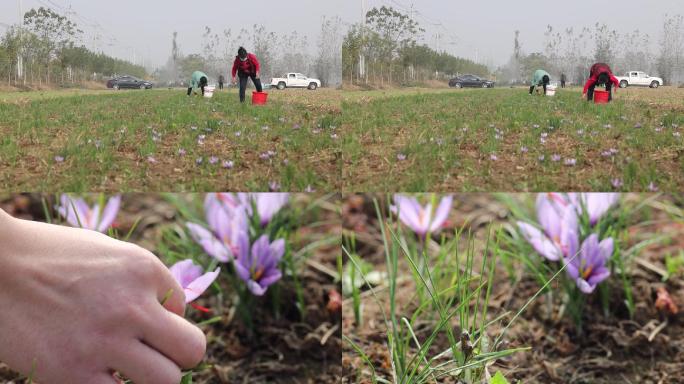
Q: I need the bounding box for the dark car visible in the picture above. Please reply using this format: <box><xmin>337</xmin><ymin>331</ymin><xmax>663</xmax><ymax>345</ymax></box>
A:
<box><xmin>107</xmin><ymin>75</ymin><xmax>153</xmax><ymax>90</ymax></box>
<box><xmin>448</xmin><ymin>74</ymin><xmax>495</xmax><ymax>88</ymax></box>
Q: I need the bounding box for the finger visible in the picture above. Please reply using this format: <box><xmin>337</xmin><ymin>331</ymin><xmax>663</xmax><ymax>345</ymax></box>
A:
<box><xmin>111</xmin><ymin>340</ymin><xmax>182</xmax><ymax>384</ymax></box>
<box><xmin>154</xmin><ymin>263</ymin><xmax>186</xmax><ymax>317</ymax></box>
<box><xmin>92</xmin><ymin>372</ymin><xmax>121</xmax><ymax>384</ymax></box>
<box><xmin>142</xmin><ymin>303</ymin><xmax>207</xmax><ymax>369</ymax></box>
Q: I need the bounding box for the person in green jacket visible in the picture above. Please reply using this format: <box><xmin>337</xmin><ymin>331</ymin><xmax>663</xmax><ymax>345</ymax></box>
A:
<box><xmin>529</xmin><ymin>69</ymin><xmax>551</xmax><ymax>95</ymax></box>
<box><xmin>187</xmin><ymin>71</ymin><xmax>209</xmax><ymax>96</ymax></box>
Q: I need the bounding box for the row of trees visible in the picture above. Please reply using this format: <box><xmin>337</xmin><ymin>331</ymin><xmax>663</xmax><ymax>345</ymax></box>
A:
<box><xmin>155</xmin><ymin>17</ymin><xmax>343</xmax><ymax>88</ymax></box>
<box><xmin>497</xmin><ymin>15</ymin><xmax>684</xmax><ymax>86</ymax></box>
<box><xmin>0</xmin><ymin>7</ymin><xmax>146</xmax><ymax>87</ymax></box>
<box><xmin>343</xmin><ymin>6</ymin><xmax>490</xmax><ymax>87</ymax></box>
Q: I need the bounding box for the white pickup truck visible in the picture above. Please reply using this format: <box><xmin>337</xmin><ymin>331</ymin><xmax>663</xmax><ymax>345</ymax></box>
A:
<box><xmin>271</xmin><ymin>73</ymin><xmax>321</xmax><ymax>90</ymax></box>
<box><xmin>615</xmin><ymin>71</ymin><xmax>663</xmax><ymax>88</ymax></box>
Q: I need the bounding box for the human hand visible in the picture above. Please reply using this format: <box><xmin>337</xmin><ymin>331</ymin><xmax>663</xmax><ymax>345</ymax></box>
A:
<box><xmin>232</xmin><ymin>77</ymin><xmax>237</xmax><ymax>84</ymax></box>
<box><xmin>0</xmin><ymin>211</ymin><xmax>206</xmax><ymax>384</ymax></box>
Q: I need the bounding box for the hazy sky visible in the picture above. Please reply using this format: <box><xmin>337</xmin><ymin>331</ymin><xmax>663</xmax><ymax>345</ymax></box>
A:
<box><xmin>362</xmin><ymin>0</ymin><xmax>684</xmax><ymax>67</ymax></box>
<box><xmin>0</xmin><ymin>0</ymin><xmax>357</xmax><ymax>67</ymax></box>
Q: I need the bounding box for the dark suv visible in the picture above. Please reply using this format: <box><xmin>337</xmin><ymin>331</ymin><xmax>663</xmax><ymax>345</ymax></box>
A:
<box><xmin>107</xmin><ymin>76</ymin><xmax>153</xmax><ymax>90</ymax></box>
<box><xmin>448</xmin><ymin>74</ymin><xmax>495</xmax><ymax>88</ymax></box>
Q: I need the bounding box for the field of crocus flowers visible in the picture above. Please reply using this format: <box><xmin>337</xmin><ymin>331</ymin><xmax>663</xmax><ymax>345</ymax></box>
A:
<box><xmin>0</xmin><ymin>193</ymin><xmax>342</xmax><ymax>383</ymax></box>
<box><xmin>341</xmin><ymin>87</ymin><xmax>684</xmax><ymax>192</ymax></box>
<box><xmin>0</xmin><ymin>88</ymin><xmax>341</xmax><ymax>192</ymax></box>
<box><xmin>341</xmin><ymin>193</ymin><xmax>684</xmax><ymax>383</ymax></box>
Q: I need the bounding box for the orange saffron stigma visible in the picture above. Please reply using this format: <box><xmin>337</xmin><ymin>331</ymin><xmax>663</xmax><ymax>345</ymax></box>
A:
<box><xmin>582</xmin><ymin>266</ymin><xmax>594</xmax><ymax>280</ymax></box>
<box><xmin>190</xmin><ymin>302</ymin><xmax>211</xmax><ymax>313</ymax></box>
<box><xmin>253</xmin><ymin>267</ymin><xmax>264</xmax><ymax>281</ymax></box>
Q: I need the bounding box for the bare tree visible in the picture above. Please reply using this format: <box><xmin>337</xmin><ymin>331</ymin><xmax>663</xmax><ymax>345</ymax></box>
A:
<box><xmin>315</xmin><ymin>16</ymin><xmax>343</xmax><ymax>87</ymax></box>
<box><xmin>658</xmin><ymin>14</ymin><xmax>684</xmax><ymax>85</ymax></box>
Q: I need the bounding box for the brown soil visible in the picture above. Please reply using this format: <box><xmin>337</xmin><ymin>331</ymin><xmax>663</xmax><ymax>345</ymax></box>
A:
<box><xmin>0</xmin><ymin>194</ymin><xmax>343</xmax><ymax>384</ymax></box>
<box><xmin>341</xmin><ymin>194</ymin><xmax>684</xmax><ymax>384</ymax></box>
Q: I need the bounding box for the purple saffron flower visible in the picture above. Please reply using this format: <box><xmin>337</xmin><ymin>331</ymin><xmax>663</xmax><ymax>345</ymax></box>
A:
<box><xmin>147</xmin><ymin>156</ymin><xmax>157</xmax><ymax>164</ymax></box>
<box><xmin>222</xmin><ymin>160</ymin><xmax>234</xmax><ymax>169</ymax></box>
<box><xmin>648</xmin><ymin>182</ymin><xmax>659</xmax><ymax>192</ymax></box>
<box><xmin>551</xmin><ymin>154</ymin><xmax>561</xmax><ymax>162</ymax></box>
<box><xmin>612</xmin><ymin>178</ymin><xmax>623</xmax><ymax>189</ymax></box>
<box><xmin>196</xmin><ymin>157</ymin><xmax>204</xmax><ymax>165</ymax></box>
<box><xmin>517</xmin><ymin>194</ymin><xmax>579</xmax><ymax>261</ymax></box>
<box><xmin>269</xmin><ymin>181</ymin><xmax>281</xmax><ymax>191</ymax></box>
<box><xmin>238</xmin><ymin>193</ymin><xmax>290</xmax><ymax>226</ymax></box>
<box><xmin>397</xmin><ymin>153</ymin><xmax>407</xmax><ymax>161</ymax></box>
<box><xmin>566</xmin><ymin>234</ymin><xmax>612</xmax><ymax>294</ymax></box>
<box><xmin>234</xmin><ymin>235</ymin><xmax>285</xmax><ymax>296</ymax></box>
<box><xmin>568</xmin><ymin>193</ymin><xmax>619</xmax><ymax>225</ymax></box>
<box><xmin>564</xmin><ymin>158</ymin><xmax>577</xmax><ymax>166</ymax></box>
<box><xmin>538</xmin><ymin>155</ymin><xmax>546</xmax><ymax>161</ymax></box>
<box><xmin>490</xmin><ymin>154</ymin><xmax>498</xmax><ymax>161</ymax></box>
<box><xmin>56</xmin><ymin>194</ymin><xmax>121</xmax><ymax>233</ymax></box>
<box><xmin>520</xmin><ymin>146</ymin><xmax>529</xmax><ymax>153</ymax></box>
<box><xmin>209</xmin><ymin>156</ymin><xmax>219</xmax><ymax>165</ymax></box>
<box><xmin>390</xmin><ymin>194</ymin><xmax>453</xmax><ymax>238</ymax></box>
<box><xmin>186</xmin><ymin>194</ymin><xmax>249</xmax><ymax>262</ymax></box>
<box><xmin>178</xmin><ymin>148</ymin><xmax>187</xmax><ymax>156</ymax></box>
<box><xmin>169</xmin><ymin>260</ymin><xmax>220</xmax><ymax>303</ymax></box>
<box><xmin>54</xmin><ymin>155</ymin><xmax>65</xmax><ymax>163</ymax></box>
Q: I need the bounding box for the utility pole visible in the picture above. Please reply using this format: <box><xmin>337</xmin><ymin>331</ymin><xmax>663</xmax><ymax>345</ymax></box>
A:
<box><xmin>359</xmin><ymin>0</ymin><xmax>366</xmax><ymax>80</ymax></box>
<box><xmin>17</xmin><ymin>0</ymin><xmax>24</xmax><ymax>82</ymax></box>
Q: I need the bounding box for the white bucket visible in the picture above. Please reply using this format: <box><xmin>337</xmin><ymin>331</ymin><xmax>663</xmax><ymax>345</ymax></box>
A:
<box><xmin>546</xmin><ymin>85</ymin><xmax>557</xmax><ymax>96</ymax></box>
<box><xmin>204</xmin><ymin>85</ymin><xmax>216</xmax><ymax>98</ymax></box>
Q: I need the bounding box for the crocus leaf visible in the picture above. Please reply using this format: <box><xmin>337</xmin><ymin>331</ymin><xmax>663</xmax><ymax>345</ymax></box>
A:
<box><xmin>491</xmin><ymin>371</ymin><xmax>510</xmax><ymax>384</ymax></box>
<box><xmin>180</xmin><ymin>372</ymin><xmax>193</xmax><ymax>384</ymax></box>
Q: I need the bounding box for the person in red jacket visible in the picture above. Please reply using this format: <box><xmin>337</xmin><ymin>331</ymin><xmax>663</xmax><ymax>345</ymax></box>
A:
<box><xmin>583</xmin><ymin>63</ymin><xmax>619</xmax><ymax>102</ymax></box>
<box><xmin>231</xmin><ymin>47</ymin><xmax>263</xmax><ymax>103</ymax></box>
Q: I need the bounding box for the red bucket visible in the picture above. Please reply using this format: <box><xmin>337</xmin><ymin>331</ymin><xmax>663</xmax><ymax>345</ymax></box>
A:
<box><xmin>594</xmin><ymin>90</ymin><xmax>609</xmax><ymax>104</ymax></box>
<box><xmin>252</xmin><ymin>91</ymin><xmax>268</xmax><ymax>105</ymax></box>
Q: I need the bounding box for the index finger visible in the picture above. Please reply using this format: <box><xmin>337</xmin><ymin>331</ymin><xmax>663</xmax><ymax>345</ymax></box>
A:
<box><xmin>153</xmin><ymin>258</ymin><xmax>186</xmax><ymax>317</ymax></box>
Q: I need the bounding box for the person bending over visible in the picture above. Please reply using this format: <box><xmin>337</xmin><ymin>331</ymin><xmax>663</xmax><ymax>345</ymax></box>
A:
<box><xmin>231</xmin><ymin>47</ymin><xmax>263</xmax><ymax>103</ymax></box>
<box><xmin>529</xmin><ymin>69</ymin><xmax>551</xmax><ymax>95</ymax></box>
<box><xmin>583</xmin><ymin>63</ymin><xmax>620</xmax><ymax>102</ymax></box>
<box><xmin>0</xmin><ymin>209</ymin><xmax>206</xmax><ymax>384</ymax></box>
<box><xmin>187</xmin><ymin>71</ymin><xmax>209</xmax><ymax>96</ymax></box>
